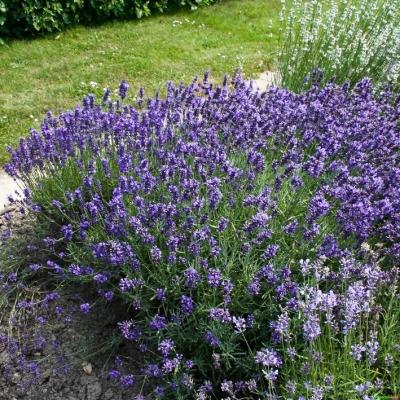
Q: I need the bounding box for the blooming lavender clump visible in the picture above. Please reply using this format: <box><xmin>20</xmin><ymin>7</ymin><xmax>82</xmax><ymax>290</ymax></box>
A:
<box><xmin>3</xmin><ymin>74</ymin><xmax>400</xmax><ymax>398</ymax></box>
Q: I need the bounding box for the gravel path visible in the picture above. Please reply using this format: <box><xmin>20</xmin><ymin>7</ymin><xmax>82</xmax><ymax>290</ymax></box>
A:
<box><xmin>251</xmin><ymin>71</ymin><xmax>280</xmax><ymax>91</ymax></box>
<box><xmin>0</xmin><ymin>171</ymin><xmax>20</xmax><ymax>211</ymax></box>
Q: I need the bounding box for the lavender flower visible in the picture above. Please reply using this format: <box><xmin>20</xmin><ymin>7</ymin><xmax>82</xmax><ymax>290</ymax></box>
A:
<box><xmin>149</xmin><ymin>315</ymin><xmax>167</xmax><ymax>331</ymax></box>
<box><xmin>158</xmin><ymin>339</ymin><xmax>175</xmax><ymax>357</ymax></box>
<box><xmin>303</xmin><ymin>314</ymin><xmax>321</xmax><ymax>342</ymax></box>
<box><xmin>61</xmin><ymin>224</ymin><xmax>73</xmax><ymax>241</ymax></box>
<box><xmin>119</xmin><ymin>80</ymin><xmax>129</xmax><ymax>99</ymax></box>
<box><xmin>183</xmin><ymin>267</ymin><xmax>200</xmax><ymax>288</ymax></box>
<box><xmin>180</xmin><ymin>295</ymin><xmax>195</xmax><ymax>316</ymax></box>
<box><xmin>204</xmin><ymin>331</ymin><xmax>221</xmax><ymax>348</ymax></box>
<box><xmin>120</xmin><ymin>374</ymin><xmax>135</xmax><ymax>388</ymax></box>
<box><xmin>80</xmin><ymin>303</ymin><xmax>90</xmax><ymax>314</ymax></box>
<box><xmin>254</xmin><ymin>348</ymin><xmax>283</xmax><ymax>368</ymax></box>
<box><xmin>118</xmin><ymin>320</ymin><xmax>141</xmax><ymax>341</ymax></box>
<box><xmin>207</xmin><ymin>268</ymin><xmax>222</xmax><ymax>288</ymax></box>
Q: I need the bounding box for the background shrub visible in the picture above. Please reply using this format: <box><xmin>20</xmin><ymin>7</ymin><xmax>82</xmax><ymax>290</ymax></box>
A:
<box><xmin>277</xmin><ymin>0</ymin><xmax>400</xmax><ymax>92</ymax></box>
<box><xmin>3</xmin><ymin>75</ymin><xmax>400</xmax><ymax>398</ymax></box>
<box><xmin>0</xmin><ymin>0</ymin><xmax>216</xmax><ymax>36</ymax></box>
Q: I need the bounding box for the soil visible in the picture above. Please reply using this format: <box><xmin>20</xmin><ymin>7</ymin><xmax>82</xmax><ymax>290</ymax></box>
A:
<box><xmin>0</xmin><ymin>208</ymin><xmax>149</xmax><ymax>400</ymax></box>
<box><xmin>0</xmin><ymin>301</ymin><xmax>146</xmax><ymax>400</ymax></box>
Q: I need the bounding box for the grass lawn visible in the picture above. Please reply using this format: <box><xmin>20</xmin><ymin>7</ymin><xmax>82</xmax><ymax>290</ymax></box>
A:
<box><xmin>0</xmin><ymin>0</ymin><xmax>281</xmax><ymax>165</ymax></box>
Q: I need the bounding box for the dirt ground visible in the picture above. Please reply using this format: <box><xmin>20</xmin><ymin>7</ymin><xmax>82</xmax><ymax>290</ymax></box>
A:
<box><xmin>0</xmin><ymin>207</ymin><xmax>148</xmax><ymax>400</ymax></box>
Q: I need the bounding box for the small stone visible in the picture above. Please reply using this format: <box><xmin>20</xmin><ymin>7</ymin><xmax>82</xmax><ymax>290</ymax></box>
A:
<box><xmin>82</xmin><ymin>361</ymin><xmax>93</xmax><ymax>375</ymax></box>
<box><xmin>11</xmin><ymin>372</ymin><xmax>21</xmax><ymax>384</ymax></box>
<box><xmin>0</xmin><ymin>351</ymin><xmax>10</xmax><ymax>365</ymax></box>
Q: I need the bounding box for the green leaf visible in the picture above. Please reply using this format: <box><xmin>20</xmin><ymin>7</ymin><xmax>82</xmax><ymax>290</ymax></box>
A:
<box><xmin>135</xmin><ymin>7</ymin><xmax>143</xmax><ymax>18</ymax></box>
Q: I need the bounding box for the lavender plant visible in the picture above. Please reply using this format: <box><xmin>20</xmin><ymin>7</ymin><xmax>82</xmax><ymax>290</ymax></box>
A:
<box><xmin>2</xmin><ymin>74</ymin><xmax>400</xmax><ymax>399</ymax></box>
<box><xmin>277</xmin><ymin>0</ymin><xmax>400</xmax><ymax>92</ymax></box>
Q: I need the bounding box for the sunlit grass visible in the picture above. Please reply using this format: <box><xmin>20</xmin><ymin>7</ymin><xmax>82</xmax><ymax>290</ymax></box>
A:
<box><xmin>0</xmin><ymin>0</ymin><xmax>281</xmax><ymax>165</ymax></box>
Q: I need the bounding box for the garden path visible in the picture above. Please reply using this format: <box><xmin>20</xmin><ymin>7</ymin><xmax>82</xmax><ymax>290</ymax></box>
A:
<box><xmin>0</xmin><ymin>171</ymin><xmax>20</xmax><ymax>212</ymax></box>
<box><xmin>251</xmin><ymin>71</ymin><xmax>279</xmax><ymax>91</ymax></box>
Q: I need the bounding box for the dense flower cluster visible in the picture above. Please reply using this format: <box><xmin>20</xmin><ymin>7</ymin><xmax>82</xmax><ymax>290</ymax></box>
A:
<box><xmin>2</xmin><ymin>74</ymin><xmax>400</xmax><ymax>398</ymax></box>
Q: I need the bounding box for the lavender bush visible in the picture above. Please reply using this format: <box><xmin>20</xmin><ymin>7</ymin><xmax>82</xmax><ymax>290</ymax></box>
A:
<box><xmin>2</xmin><ymin>74</ymin><xmax>400</xmax><ymax>399</ymax></box>
<box><xmin>277</xmin><ymin>0</ymin><xmax>400</xmax><ymax>92</ymax></box>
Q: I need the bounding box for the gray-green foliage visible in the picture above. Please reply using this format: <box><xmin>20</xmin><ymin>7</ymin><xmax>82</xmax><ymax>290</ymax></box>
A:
<box><xmin>277</xmin><ymin>0</ymin><xmax>400</xmax><ymax>91</ymax></box>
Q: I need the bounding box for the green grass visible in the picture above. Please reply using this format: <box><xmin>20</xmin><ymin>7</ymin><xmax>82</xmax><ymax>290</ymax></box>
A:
<box><xmin>0</xmin><ymin>0</ymin><xmax>281</xmax><ymax>165</ymax></box>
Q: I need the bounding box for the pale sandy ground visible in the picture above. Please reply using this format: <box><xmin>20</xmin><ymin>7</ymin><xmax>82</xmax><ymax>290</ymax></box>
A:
<box><xmin>251</xmin><ymin>71</ymin><xmax>280</xmax><ymax>91</ymax></box>
<box><xmin>0</xmin><ymin>171</ymin><xmax>21</xmax><ymax>211</ymax></box>
<box><xmin>0</xmin><ymin>72</ymin><xmax>279</xmax><ymax>212</ymax></box>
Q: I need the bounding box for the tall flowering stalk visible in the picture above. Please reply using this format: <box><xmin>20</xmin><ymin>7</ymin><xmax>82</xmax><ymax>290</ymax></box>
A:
<box><xmin>277</xmin><ymin>0</ymin><xmax>400</xmax><ymax>91</ymax></box>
